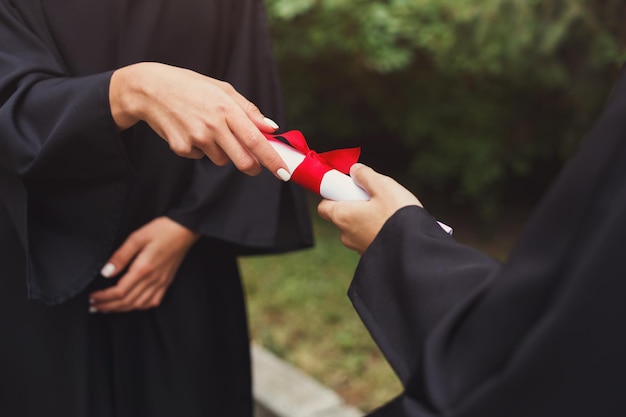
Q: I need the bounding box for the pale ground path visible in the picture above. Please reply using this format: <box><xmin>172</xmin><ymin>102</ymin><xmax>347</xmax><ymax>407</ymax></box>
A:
<box><xmin>252</xmin><ymin>343</ymin><xmax>364</xmax><ymax>417</ymax></box>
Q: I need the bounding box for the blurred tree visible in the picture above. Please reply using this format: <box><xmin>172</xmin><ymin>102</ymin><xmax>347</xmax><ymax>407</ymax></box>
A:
<box><xmin>266</xmin><ymin>0</ymin><xmax>626</xmax><ymax>219</ymax></box>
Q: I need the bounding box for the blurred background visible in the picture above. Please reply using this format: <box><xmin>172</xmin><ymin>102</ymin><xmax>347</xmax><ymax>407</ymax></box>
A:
<box><xmin>242</xmin><ymin>0</ymin><xmax>626</xmax><ymax>412</ymax></box>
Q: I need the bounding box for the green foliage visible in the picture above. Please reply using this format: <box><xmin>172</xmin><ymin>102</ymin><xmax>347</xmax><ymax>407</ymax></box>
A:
<box><xmin>265</xmin><ymin>0</ymin><xmax>626</xmax><ymax>219</ymax></box>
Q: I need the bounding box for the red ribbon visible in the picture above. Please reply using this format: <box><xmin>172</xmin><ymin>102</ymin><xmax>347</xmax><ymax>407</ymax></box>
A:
<box><xmin>263</xmin><ymin>130</ymin><xmax>361</xmax><ymax>195</ymax></box>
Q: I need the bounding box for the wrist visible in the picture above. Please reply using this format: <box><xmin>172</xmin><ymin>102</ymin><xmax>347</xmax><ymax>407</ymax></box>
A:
<box><xmin>109</xmin><ymin>63</ymin><xmax>152</xmax><ymax>131</ymax></box>
<box><xmin>163</xmin><ymin>216</ymin><xmax>201</xmax><ymax>245</ymax></box>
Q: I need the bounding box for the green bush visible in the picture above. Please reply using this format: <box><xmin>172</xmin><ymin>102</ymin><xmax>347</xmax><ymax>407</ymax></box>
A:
<box><xmin>266</xmin><ymin>0</ymin><xmax>625</xmax><ymax>219</ymax></box>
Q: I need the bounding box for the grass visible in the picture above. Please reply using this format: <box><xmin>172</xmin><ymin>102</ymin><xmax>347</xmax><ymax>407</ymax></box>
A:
<box><xmin>240</xmin><ymin>198</ymin><xmax>525</xmax><ymax>412</ymax></box>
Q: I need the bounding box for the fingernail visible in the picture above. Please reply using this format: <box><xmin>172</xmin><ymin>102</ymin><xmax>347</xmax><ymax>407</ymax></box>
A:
<box><xmin>89</xmin><ymin>306</ymin><xmax>99</xmax><ymax>314</ymax></box>
<box><xmin>264</xmin><ymin>117</ymin><xmax>279</xmax><ymax>130</ymax></box>
<box><xmin>89</xmin><ymin>298</ymin><xmax>96</xmax><ymax>305</ymax></box>
<box><xmin>277</xmin><ymin>168</ymin><xmax>291</xmax><ymax>182</ymax></box>
<box><xmin>350</xmin><ymin>163</ymin><xmax>363</xmax><ymax>175</ymax></box>
<box><xmin>101</xmin><ymin>263</ymin><xmax>115</xmax><ymax>278</ymax></box>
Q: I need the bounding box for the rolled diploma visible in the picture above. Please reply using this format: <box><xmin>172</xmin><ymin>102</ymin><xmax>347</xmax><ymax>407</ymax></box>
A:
<box><xmin>269</xmin><ymin>140</ymin><xmax>369</xmax><ymax>201</ymax></box>
<box><xmin>269</xmin><ymin>140</ymin><xmax>452</xmax><ymax>234</ymax></box>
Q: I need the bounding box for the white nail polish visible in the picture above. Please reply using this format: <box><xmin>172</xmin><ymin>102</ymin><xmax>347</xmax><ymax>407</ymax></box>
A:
<box><xmin>264</xmin><ymin>117</ymin><xmax>279</xmax><ymax>130</ymax></box>
<box><xmin>89</xmin><ymin>306</ymin><xmax>99</xmax><ymax>314</ymax></box>
<box><xmin>101</xmin><ymin>263</ymin><xmax>115</xmax><ymax>278</ymax></box>
<box><xmin>277</xmin><ymin>168</ymin><xmax>291</xmax><ymax>182</ymax></box>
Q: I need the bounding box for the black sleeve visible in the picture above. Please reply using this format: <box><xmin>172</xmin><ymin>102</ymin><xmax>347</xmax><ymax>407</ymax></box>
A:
<box><xmin>349</xmin><ymin>206</ymin><xmax>500</xmax><ymax>385</ymax></box>
<box><xmin>350</xmin><ymin>71</ymin><xmax>626</xmax><ymax>417</ymax></box>
<box><xmin>0</xmin><ymin>1</ymin><xmax>130</xmax><ymax>304</ymax></box>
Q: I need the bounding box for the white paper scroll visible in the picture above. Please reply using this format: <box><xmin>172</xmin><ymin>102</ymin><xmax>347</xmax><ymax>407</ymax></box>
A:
<box><xmin>269</xmin><ymin>140</ymin><xmax>370</xmax><ymax>201</ymax></box>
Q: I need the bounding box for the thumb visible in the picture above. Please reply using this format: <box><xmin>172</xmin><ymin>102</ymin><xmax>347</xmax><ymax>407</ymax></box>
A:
<box><xmin>100</xmin><ymin>234</ymin><xmax>146</xmax><ymax>278</ymax></box>
<box><xmin>349</xmin><ymin>163</ymin><xmax>379</xmax><ymax>196</ymax></box>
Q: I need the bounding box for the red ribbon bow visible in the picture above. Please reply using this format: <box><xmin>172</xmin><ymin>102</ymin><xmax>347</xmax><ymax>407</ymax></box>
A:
<box><xmin>263</xmin><ymin>130</ymin><xmax>361</xmax><ymax>195</ymax></box>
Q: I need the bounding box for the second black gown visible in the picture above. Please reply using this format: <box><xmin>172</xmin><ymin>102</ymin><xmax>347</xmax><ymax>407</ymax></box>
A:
<box><xmin>350</xmin><ymin>68</ymin><xmax>626</xmax><ymax>416</ymax></box>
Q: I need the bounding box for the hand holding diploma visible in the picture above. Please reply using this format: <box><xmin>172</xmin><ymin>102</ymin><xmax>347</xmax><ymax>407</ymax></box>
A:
<box><xmin>317</xmin><ymin>163</ymin><xmax>425</xmax><ymax>254</ymax></box>
<box><xmin>110</xmin><ymin>63</ymin><xmax>288</xmax><ymax>179</ymax></box>
<box><xmin>264</xmin><ymin>130</ymin><xmax>451</xmax><ymax>253</ymax></box>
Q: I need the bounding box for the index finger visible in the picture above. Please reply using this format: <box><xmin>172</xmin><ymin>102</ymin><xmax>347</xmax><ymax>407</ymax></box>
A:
<box><xmin>225</xmin><ymin>111</ymin><xmax>290</xmax><ymax>181</ymax></box>
<box><xmin>317</xmin><ymin>199</ymin><xmax>337</xmax><ymax>222</ymax></box>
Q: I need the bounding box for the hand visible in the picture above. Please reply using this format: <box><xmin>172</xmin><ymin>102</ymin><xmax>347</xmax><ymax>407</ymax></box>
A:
<box><xmin>109</xmin><ymin>62</ymin><xmax>290</xmax><ymax>181</ymax></box>
<box><xmin>317</xmin><ymin>163</ymin><xmax>422</xmax><ymax>254</ymax></box>
<box><xmin>89</xmin><ymin>217</ymin><xmax>199</xmax><ymax>313</ymax></box>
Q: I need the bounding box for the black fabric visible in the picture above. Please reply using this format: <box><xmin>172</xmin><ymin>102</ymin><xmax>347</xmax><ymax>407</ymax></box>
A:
<box><xmin>0</xmin><ymin>214</ymin><xmax>253</xmax><ymax>417</ymax></box>
<box><xmin>0</xmin><ymin>0</ymin><xmax>313</xmax><ymax>305</ymax></box>
<box><xmin>0</xmin><ymin>0</ymin><xmax>312</xmax><ymax>416</ymax></box>
<box><xmin>350</xmin><ymin>70</ymin><xmax>626</xmax><ymax>416</ymax></box>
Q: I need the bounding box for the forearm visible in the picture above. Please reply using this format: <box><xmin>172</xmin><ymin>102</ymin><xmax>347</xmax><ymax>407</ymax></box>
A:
<box><xmin>0</xmin><ymin>72</ymin><xmax>127</xmax><ymax>179</ymax></box>
<box><xmin>349</xmin><ymin>206</ymin><xmax>500</xmax><ymax>382</ymax></box>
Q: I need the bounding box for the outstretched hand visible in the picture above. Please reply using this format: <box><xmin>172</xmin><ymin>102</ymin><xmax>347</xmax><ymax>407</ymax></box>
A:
<box><xmin>89</xmin><ymin>217</ymin><xmax>199</xmax><ymax>313</ymax></box>
<box><xmin>317</xmin><ymin>163</ymin><xmax>422</xmax><ymax>254</ymax></box>
<box><xmin>110</xmin><ymin>62</ymin><xmax>290</xmax><ymax>181</ymax></box>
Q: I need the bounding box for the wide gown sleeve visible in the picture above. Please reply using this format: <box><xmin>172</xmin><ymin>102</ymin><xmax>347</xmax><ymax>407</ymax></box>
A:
<box><xmin>0</xmin><ymin>1</ymin><xmax>130</xmax><ymax>304</ymax></box>
<box><xmin>350</xmin><ymin>71</ymin><xmax>626</xmax><ymax>416</ymax></box>
<box><xmin>350</xmin><ymin>206</ymin><xmax>500</xmax><ymax>393</ymax></box>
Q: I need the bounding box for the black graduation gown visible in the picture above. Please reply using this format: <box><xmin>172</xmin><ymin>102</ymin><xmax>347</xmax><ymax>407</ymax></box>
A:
<box><xmin>350</xmin><ymin>71</ymin><xmax>626</xmax><ymax>417</ymax></box>
<box><xmin>0</xmin><ymin>1</ymin><xmax>312</xmax><ymax>416</ymax></box>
